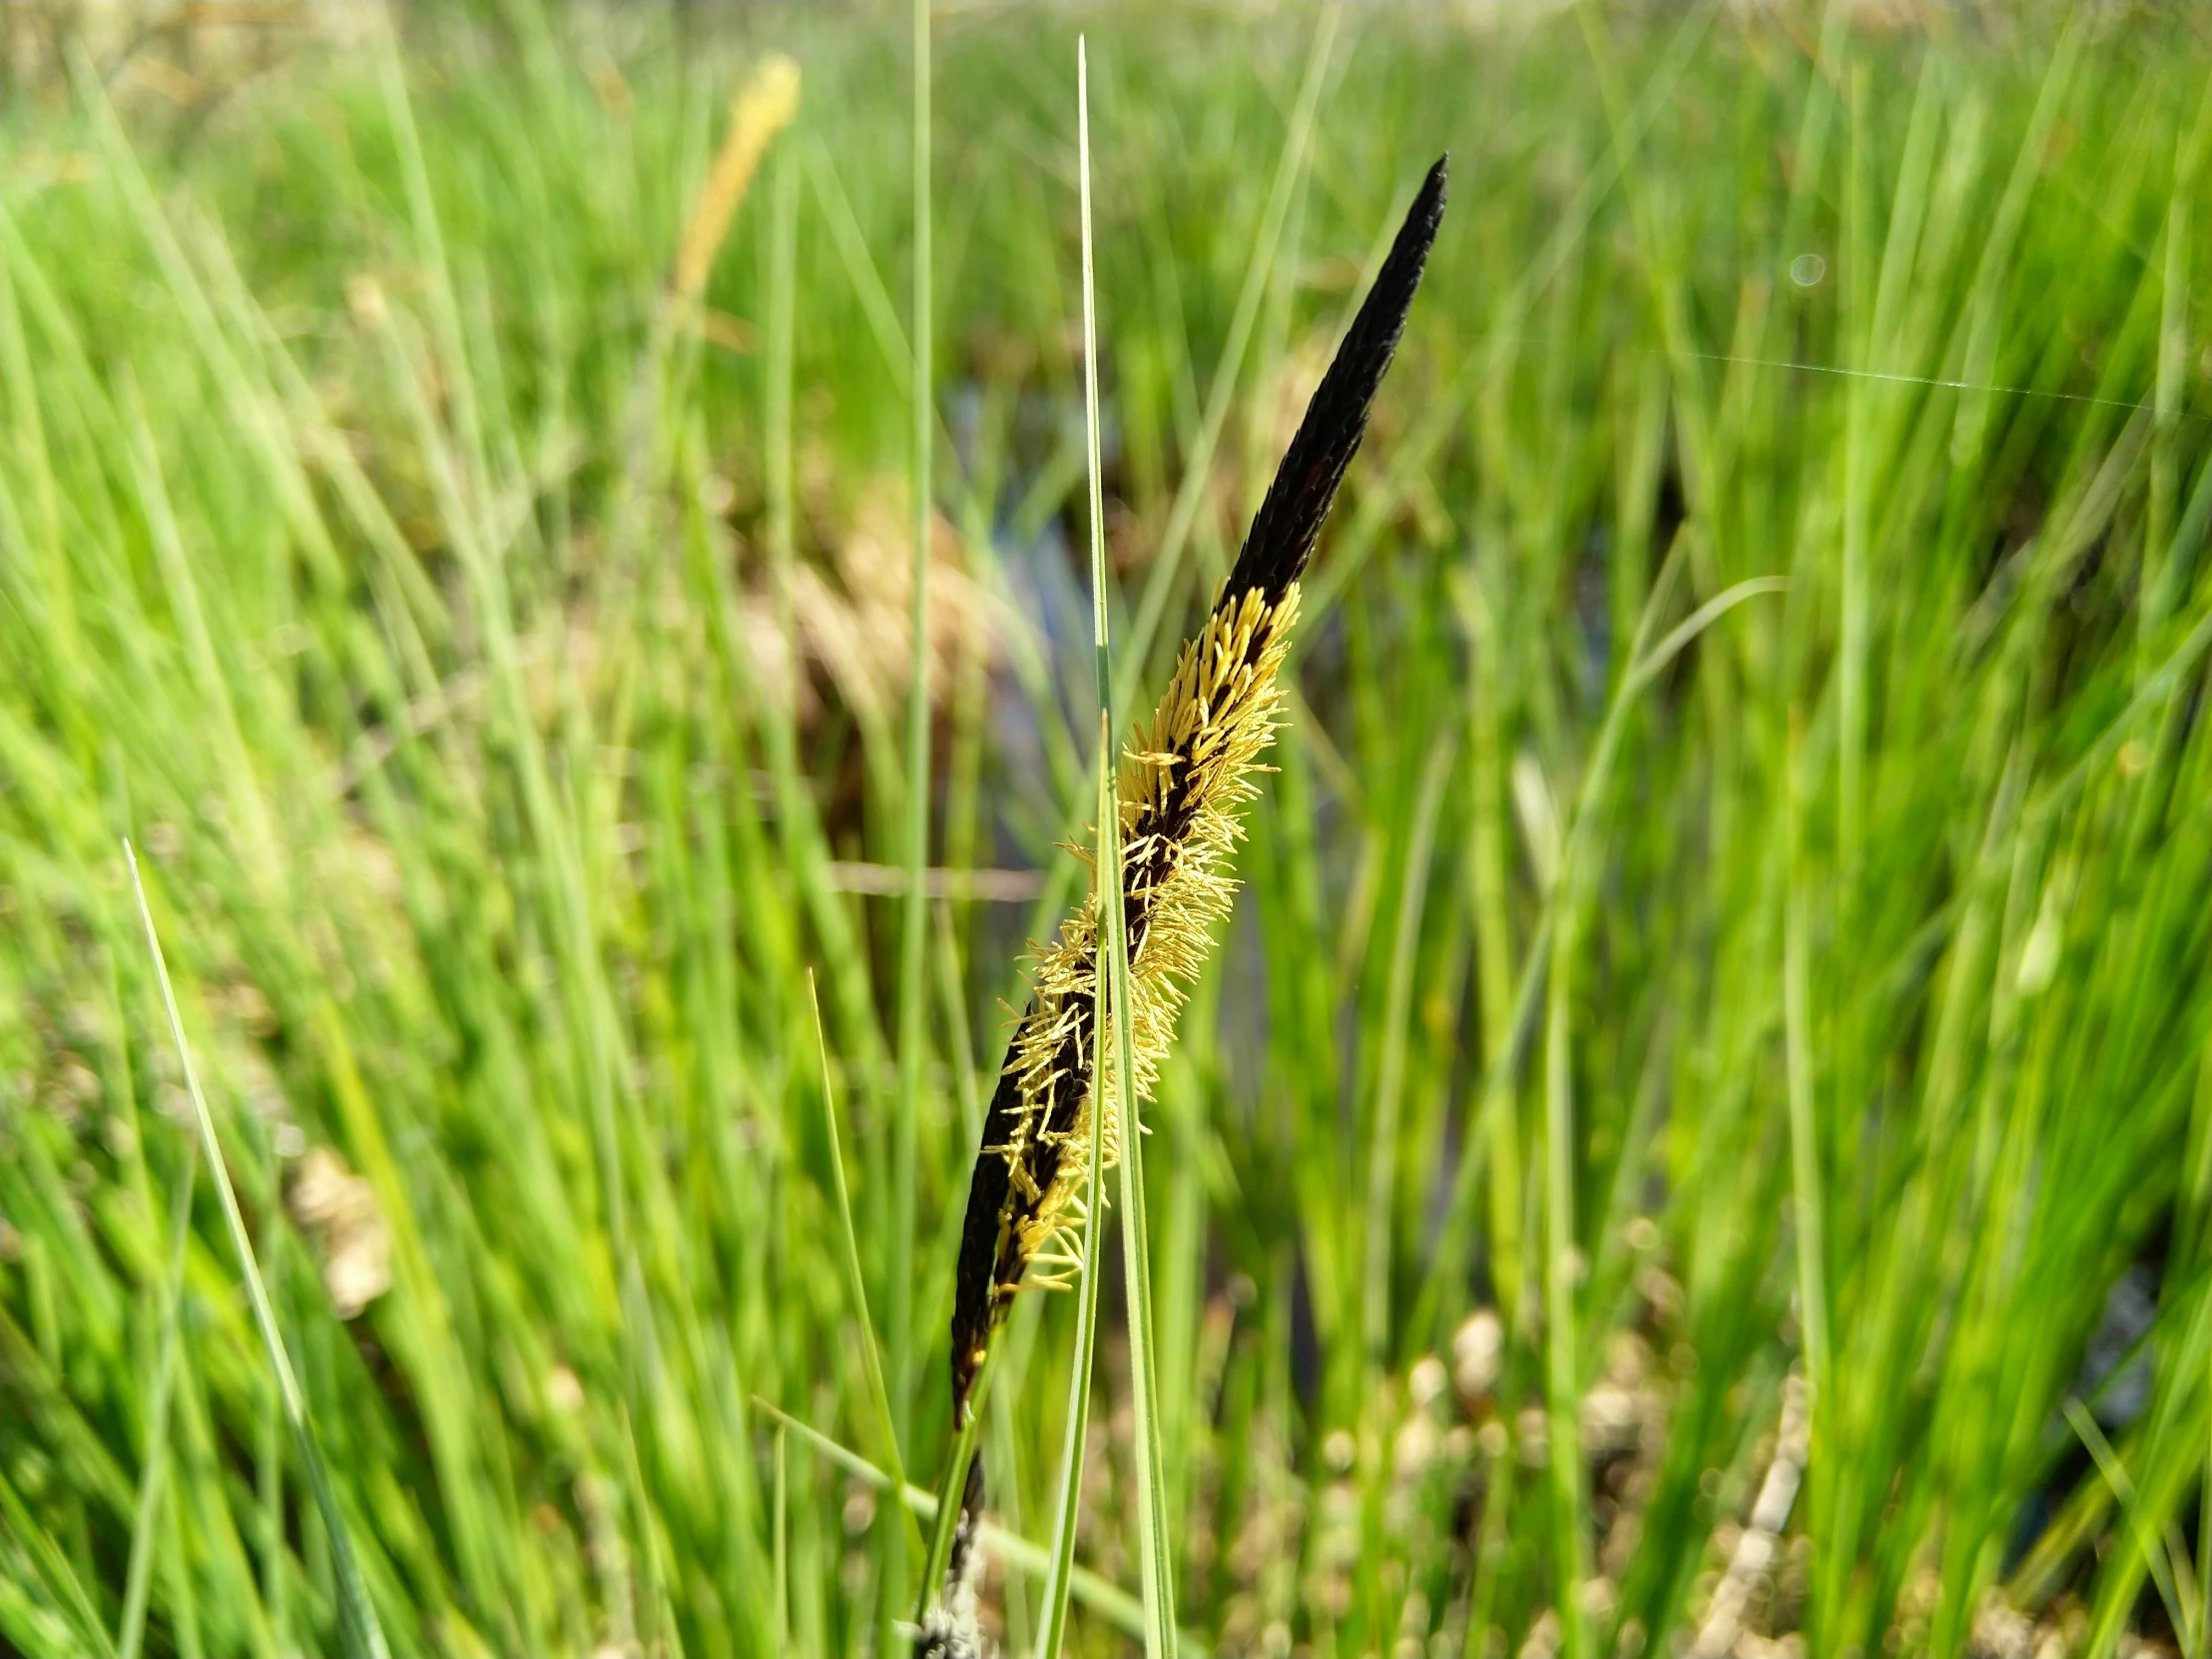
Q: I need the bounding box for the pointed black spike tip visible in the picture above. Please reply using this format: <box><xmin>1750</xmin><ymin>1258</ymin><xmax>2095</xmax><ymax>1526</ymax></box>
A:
<box><xmin>1223</xmin><ymin>153</ymin><xmax>1448</xmax><ymax>607</ymax></box>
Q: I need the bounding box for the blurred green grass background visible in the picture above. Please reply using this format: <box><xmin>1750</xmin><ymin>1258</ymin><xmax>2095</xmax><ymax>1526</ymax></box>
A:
<box><xmin>4</xmin><ymin>3</ymin><xmax>2212</xmax><ymax>1656</ymax></box>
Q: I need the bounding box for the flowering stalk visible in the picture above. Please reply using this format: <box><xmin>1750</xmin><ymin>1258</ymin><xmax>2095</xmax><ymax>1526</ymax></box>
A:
<box><xmin>921</xmin><ymin>153</ymin><xmax>1447</xmax><ymax>1640</ymax></box>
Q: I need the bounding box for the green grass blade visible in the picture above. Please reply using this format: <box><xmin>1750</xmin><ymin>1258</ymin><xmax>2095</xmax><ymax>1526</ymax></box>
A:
<box><xmin>803</xmin><ymin>971</ymin><xmax>920</xmax><ymax>1556</ymax></box>
<box><xmin>773</xmin><ymin>1423</ymin><xmax>790</xmax><ymax>1656</ymax></box>
<box><xmin>916</xmin><ymin>1345</ymin><xmax>993</xmax><ymax>1609</ymax></box>
<box><xmin>117</xmin><ymin>1141</ymin><xmax>197</xmax><ymax>1659</ymax></box>
<box><xmin>0</xmin><ymin>1463</ymin><xmax>117</xmax><ymax>1659</ymax></box>
<box><xmin>1454</xmin><ymin>570</ymin><xmax>1528</xmax><ymax>1334</ymax></box>
<box><xmin>1077</xmin><ymin>43</ymin><xmax>1178</xmax><ymax>1655</ymax></box>
<box><xmin>886</xmin><ymin>0</ymin><xmax>935</xmax><ymax>1641</ymax></box>
<box><xmin>1784</xmin><ymin>714</ymin><xmax>1833</xmax><ymax>1399</ymax></box>
<box><xmin>759</xmin><ymin>139</ymin><xmax>885</xmax><ymax>1095</ymax></box>
<box><xmin>1541</xmin><ymin>871</ymin><xmax>1592</xmax><ymax>1659</ymax></box>
<box><xmin>123</xmin><ymin>841</ymin><xmax>389</xmax><ymax>1659</ymax></box>
<box><xmin>1034</xmin><ymin>52</ymin><xmax>1127</xmax><ymax>1657</ymax></box>
<box><xmin>1034</xmin><ymin>705</ymin><xmax>1117</xmax><ymax>1659</ymax></box>
<box><xmin>1784</xmin><ymin>710</ymin><xmax>1834</xmax><ymax>1646</ymax></box>
<box><xmin>1536</xmin><ymin>555</ymin><xmax>1788</xmax><ymax>1657</ymax></box>
<box><xmin>1364</xmin><ymin>723</ymin><xmax>1458</xmax><ymax>1373</ymax></box>
<box><xmin>890</xmin><ymin>0</ymin><xmax>935</xmax><ymax>1458</ymax></box>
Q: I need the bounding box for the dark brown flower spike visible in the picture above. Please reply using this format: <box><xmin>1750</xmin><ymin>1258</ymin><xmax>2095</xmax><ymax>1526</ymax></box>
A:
<box><xmin>920</xmin><ymin>155</ymin><xmax>1446</xmax><ymax>1648</ymax></box>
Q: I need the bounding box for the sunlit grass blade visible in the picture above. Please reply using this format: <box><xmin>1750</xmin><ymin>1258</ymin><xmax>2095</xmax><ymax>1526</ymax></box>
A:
<box><xmin>1033</xmin><ymin>713</ymin><xmax>1116</xmax><ymax>1659</ymax></box>
<box><xmin>804</xmin><ymin>970</ymin><xmax>921</xmax><ymax>1559</ymax></box>
<box><xmin>1784</xmin><ymin>714</ymin><xmax>1833</xmax><ymax>1398</ymax></box>
<box><xmin>117</xmin><ymin>1140</ymin><xmax>197</xmax><ymax>1659</ymax></box>
<box><xmin>1364</xmin><ymin>722</ymin><xmax>1457</xmax><ymax>1374</ymax></box>
<box><xmin>887</xmin><ymin>0</ymin><xmax>935</xmax><ymax>1639</ymax></box>
<box><xmin>124</xmin><ymin>840</ymin><xmax>390</xmax><ymax>1659</ymax></box>
<box><xmin>1077</xmin><ymin>41</ymin><xmax>1178</xmax><ymax>1655</ymax></box>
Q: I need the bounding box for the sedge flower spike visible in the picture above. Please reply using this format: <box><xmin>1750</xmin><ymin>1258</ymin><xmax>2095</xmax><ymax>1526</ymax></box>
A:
<box><xmin>933</xmin><ymin>152</ymin><xmax>1447</xmax><ymax>1605</ymax></box>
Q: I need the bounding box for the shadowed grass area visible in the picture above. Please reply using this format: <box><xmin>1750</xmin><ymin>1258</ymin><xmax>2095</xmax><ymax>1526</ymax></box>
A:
<box><xmin>3</xmin><ymin>4</ymin><xmax>2212</xmax><ymax>1655</ymax></box>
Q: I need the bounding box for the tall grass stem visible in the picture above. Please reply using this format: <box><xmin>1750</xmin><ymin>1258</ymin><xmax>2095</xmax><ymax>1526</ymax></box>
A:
<box><xmin>116</xmin><ymin>1141</ymin><xmax>197</xmax><ymax>1659</ymax></box>
<box><xmin>1033</xmin><ymin>714</ymin><xmax>1114</xmax><ymax>1659</ymax></box>
<box><xmin>1078</xmin><ymin>41</ymin><xmax>1180</xmax><ymax>1654</ymax></box>
<box><xmin>804</xmin><ymin>971</ymin><xmax>920</xmax><ymax>1555</ymax></box>
<box><xmin>888</xmin><ymin>0</ymin><xmax>935</xmax><ymax>1636</ymax></box>
<box><xmin>124</xmin><ymin>841</ymin><xmax>390</xmax><ymax>1659</ymax></box>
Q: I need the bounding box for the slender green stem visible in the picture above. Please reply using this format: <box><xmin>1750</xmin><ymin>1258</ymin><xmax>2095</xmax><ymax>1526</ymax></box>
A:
<box><xmin>1364</xmin><ymin>723</ymin><xmax>1458</xmax><ymax>1374</ymax></box>
<box><xmin>761</xmin><ymin>127</ymin><xmax>884</xmax><ymax>1113</ymax></box>
<box><xmin>887</xmin><ymin>4</ymin><xmax>933</xmax><ymax>1639</ymax></box>
<box><xmin>1076</xmin><ymin>44</ymin><xmax>1179</xmax><ymax>1654</ymax></box>
<box><xmin>891</xmin><ymin>0</ymin><xmax>933</xmax><ymax>1450</ymax></box>
<box><xmin>1035</xmin><ymin>720</ymin><xmax>1115</xmax><ymax>1659</ymax></box>
<box><xmin>117</xmin><ymin>1137</ymin><xmax>198</xmax><ymax>1659</ymax></box>
<box><xmin>773</xmin><ymin>1424</ymin><xmax>789</xmax><ymax>1656</ymax></box>
<box><xmin>1454</xmin><ymin>569</ymin><xmax>1526</xmax><ymax>1335</ymax></box>
<box><xmin>1783</xmin><ymin>710</ymin><xmax>1832</xmax><ymax>1644</ymax></box>
<box><xmin>126</xmin><ymin>841</ymin><xmax>390</xmax><ymax>1659</ymax></box>
<box><xmin>804</xmin><ymin>971</ymin><xmax>921</xmax><ymax>1558</ymax></box>
<box><xmin>2067</xmin><ymin>1399</ymin><xmax>2188</xmax><ymax>1642</ymax></box>
<box><xmin>1542</xmin><ymin>882</ymin><xmax>1590</xmax><ymax>1659</ymax></box>
<box><xmin>1783</xmin><ymin>719</ymin><xmax>1832</xmax><ymax>1392</ymax></box>
<box><xmin>917</xmin><ymin>1345</ymin><xmax>993</xmax><ymax>1607</ymax></box>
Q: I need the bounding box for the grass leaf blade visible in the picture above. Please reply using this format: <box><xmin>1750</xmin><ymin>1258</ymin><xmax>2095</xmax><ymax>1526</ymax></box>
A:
<box><xmin>116</xmin><ymin>1140</ymin><xmax>197</xmax><ymax>1659</ymax></box>
<box><xmin>124</xmin><ymin>840</ymin><xmax>389</xmax><ymax>1659</ymax></box>
<box><xmin>1077</xmin><ymin>43</ymin><xmax>1179</xmax><ymax>1655</ymax></box>
<box><xmin>805</xmin><ymin>971</ymin><xmax>921</xmax><ymax>1559</ymax></box>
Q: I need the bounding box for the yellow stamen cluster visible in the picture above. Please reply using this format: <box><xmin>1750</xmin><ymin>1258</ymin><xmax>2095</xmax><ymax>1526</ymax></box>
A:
<box><xmin>994</xmin><ymin>583</ymin><xmax>1301</xmax><ymax>1288</ymax></box>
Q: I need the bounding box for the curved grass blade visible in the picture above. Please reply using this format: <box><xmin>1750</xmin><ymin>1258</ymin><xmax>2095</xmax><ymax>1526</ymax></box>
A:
<box><xmin>124</xmin><ymin>839</ymin><xmax>390</xmax><ymax>1659</ymax></box>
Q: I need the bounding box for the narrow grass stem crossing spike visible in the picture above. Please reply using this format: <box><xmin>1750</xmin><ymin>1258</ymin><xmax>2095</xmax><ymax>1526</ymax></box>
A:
<box><xmin>1032</xmin><ymin>708</ymin><xmax>1118</xmax><ymax>1659</ymax></box>
<box><xmin>116</xmin><ymin>1141</ymin><xmax>197</xmax><ymax>1659</ymax></box>
<box><xmin>124</xmin><ymin>842</ymin><xmax>391</xmax><ymax>1659</ymax></box>
<box><xmin>1079</xmin><ymin>45</ymin><xmax>1177</xmax><ymax>1656</ymax></box>
<box><xmin>889</xmin><ymin>0</ymin><xmax>935</xmax><ymax>1646</ymax></box>
<box><xmin>917</xmin><ymin>121</ymin><xmax>1447</xmax><ymax>1641</ymax></box>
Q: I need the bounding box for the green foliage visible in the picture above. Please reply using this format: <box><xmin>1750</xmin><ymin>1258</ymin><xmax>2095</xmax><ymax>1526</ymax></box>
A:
<box><xmin>1</xmin><ymin>5</ymin><xmax>2210</xmax><ymax>1656</ymax></box>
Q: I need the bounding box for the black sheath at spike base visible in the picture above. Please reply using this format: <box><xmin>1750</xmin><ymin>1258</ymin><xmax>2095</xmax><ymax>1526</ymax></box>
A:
<box><xmin>920</xmin><ymin>156</ymin><xmax>1446</xmax><ymax>1648</ymax></box>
